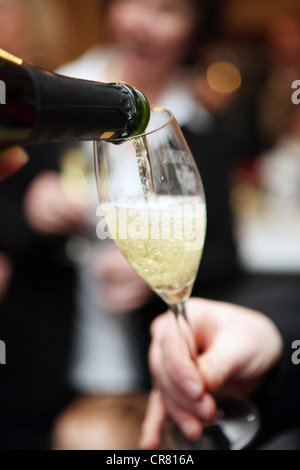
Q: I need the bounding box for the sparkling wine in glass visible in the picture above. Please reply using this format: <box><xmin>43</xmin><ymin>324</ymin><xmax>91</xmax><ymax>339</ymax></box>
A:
<box><xmin>94</xmin><ymin>108</ymin><xmax>259</xmax><ymax>450</ymax></box>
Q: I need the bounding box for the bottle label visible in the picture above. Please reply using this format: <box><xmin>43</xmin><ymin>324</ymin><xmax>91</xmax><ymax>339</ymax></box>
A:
<box><xmin>0</xmin><ymin>340</ymin><xmax>5</xmax><ymax>365</ymax></box>
<box><xmin>0</xmin><ymin>48</ymin><xmax>23</xmax><ymax>66</ymax></box>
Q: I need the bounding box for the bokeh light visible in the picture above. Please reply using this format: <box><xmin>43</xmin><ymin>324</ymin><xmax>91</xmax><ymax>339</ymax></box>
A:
<box><xmin>207</xmin><ymin>61</ymin><xmax>242</xmax><ymax>94</ymax></box>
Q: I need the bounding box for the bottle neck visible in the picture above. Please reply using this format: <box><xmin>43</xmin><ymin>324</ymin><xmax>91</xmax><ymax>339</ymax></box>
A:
<box><xmin>25</xmin><ymin>66</ymin><xmax>144</xmax><ymax>143</ymax></box>
<box><xmin>0</xmin><ymin>52</ymin><xmax>150</xmax><ymax>144</ymax></box>
<box><xmin>0</xmin><ymin>58</ymin><xmax>36</xmax><ymax>144</ymax></box>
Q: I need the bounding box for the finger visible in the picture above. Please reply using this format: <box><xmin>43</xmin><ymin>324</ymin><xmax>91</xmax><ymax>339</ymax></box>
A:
<box><xmin>197</xmin><ymin>334</ymin><xmax>241</xmax><ymax>392</ymax></box>
<box><xmin>149</xmin><ymin>324</ymin><xmax>216</xmax><ymax>433</ymax></box>
<box><xmin>151</xmin><ymin>310</ymin><xmax>199</xmax><ymax>361</ymax></box>
<box><xmin>163</xmin><ymin>396</ymin><xmax>203</xmax><ymax>442</ymax></box>
<box><xmin>149</xmin><ymin>337</ymin><xmax>208</xmax><ymax>424</ymax></box>
<box><xmin>160</xmin><ymin>388</ymin><xmax>216</xmax><ymax>426</ymax></box>
<box><xmin>139</xmin><ymin>390</ymin><xmax>166</xmax><ymax>450</ymax></box>
<box><xmin>0</xmin><ymin>146</ymin><xmax>28</xmax><ymax>181</ymax></box>
<box><xmin>150</xmin><ymin>313</ymin><xmax>205</xmax><ymax>401</ymax></box>
<box><xmin>183</xmin><ymin>298</ymin><xmax>237</xmax><ymax>392</ymax></box>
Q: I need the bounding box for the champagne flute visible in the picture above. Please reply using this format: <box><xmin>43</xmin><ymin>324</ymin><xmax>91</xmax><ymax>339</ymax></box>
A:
<box><xmin>94</xmin><ymin>108</ymin><xmax>260</xmax><ymax>450</ymax></box>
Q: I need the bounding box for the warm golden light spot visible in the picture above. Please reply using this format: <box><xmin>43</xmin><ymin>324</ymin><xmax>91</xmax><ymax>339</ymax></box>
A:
<box><xmin>0</xmin><ymin>48</ymin><xmax>23</xmax><ymax>65</ymax></box>
<box><xmin>207</xmin><ymin>61</ymin><xmax>242</xmax><ymax>94</ymax></box>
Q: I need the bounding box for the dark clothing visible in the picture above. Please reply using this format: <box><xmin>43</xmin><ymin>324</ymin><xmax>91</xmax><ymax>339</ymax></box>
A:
<box><xmin>228</xmin><ymin>274</ymin><xmax>300</xmax><ymax>448</ymax></box>
<box><xmin>0</xmin><ymin>143</ymin><xmax>76</xmax><ymax>449</ymax></box>
<box><xmin>182</xmin><ymin>125</ymin><xmax>238</xmax><ymax>295</ymax></box>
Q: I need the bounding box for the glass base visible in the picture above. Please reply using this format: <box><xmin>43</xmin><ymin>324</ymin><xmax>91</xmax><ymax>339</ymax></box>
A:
<box><xmin>161</xmin><ymin>395</ymin><xmax>260</xmax><ymax>450</ymax></box>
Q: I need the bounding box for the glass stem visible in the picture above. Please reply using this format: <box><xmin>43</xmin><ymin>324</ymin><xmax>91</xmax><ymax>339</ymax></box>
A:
<box><xmin>170</xmin><ymin>302</ymin><xmax>196</xmax><ymax>362</ymax></box>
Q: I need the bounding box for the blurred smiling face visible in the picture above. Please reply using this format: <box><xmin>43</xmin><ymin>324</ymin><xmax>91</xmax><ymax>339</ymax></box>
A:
<box><xmin>107</xmin><ymin>0</ymin><xmax>199</xmax><ymax>79</ymax></box>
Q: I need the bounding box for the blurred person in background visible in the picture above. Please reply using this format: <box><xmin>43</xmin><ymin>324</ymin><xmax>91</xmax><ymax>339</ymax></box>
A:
<box><xmin>0</xmin><ymin>141</ymin><xmax>81</xmax><ymax>450</ymax></box>
<box><xmin>258</xmin><ymin>14</ymin><xmax>300</xmax><ymax>147</ymax></box>
<box><xmin>47</xmin><ymin>0</ymin><xmax>244</xmax><ymax>450</ymax></box>
<box><xmin>0</xmin><ymin>145</ymin><xmax>28</xmax><ymax>310</ymax></box>
<box><xmin>256</xmin><ymin>15</ymin><xmax>300</xmax><ymax>221</ymax></box>
<box><xmin>231</xmin><ymin>14</ymin><xmax>300</xmax><ymax>278</ymax></box>
<box><xmin>0</xmin><ymin>0</ymin><xmax>83</xmax><ymax>450</ymax></box>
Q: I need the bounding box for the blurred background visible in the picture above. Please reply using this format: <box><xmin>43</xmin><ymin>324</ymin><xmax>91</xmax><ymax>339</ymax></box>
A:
<box><xmin>1</xmin><ymin>0</ymin><xmax>300</xmax><ymax>450</ymax></box>
<box><xmin>4</xmin><ymin>0</ymin><xmax>300</xmax><ymax>68</ymax></box>
<box><xmin>3</xmin><ymin>0</ymin><xmax>300</xmax><ymax>273</ymax></box>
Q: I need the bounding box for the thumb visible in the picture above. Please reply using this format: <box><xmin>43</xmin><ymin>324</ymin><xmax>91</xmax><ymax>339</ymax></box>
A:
<box><xmin>197</xmin><ymin>337</ymin><xmax>237</xmax><ymax>392</ymax></box>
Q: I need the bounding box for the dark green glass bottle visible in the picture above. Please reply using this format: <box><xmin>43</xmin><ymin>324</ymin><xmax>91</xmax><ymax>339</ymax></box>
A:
<box><xmin>0</xmin><ymin>49</ymin><xmax>150</xmax><ymax>146</ymax></box>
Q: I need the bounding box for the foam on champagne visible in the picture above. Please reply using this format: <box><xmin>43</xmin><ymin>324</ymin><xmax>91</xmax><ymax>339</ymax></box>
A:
<box><xmin>101</xmin><ymin>196</ymin><xmax>206</xmax><ymax>305</ymax></box>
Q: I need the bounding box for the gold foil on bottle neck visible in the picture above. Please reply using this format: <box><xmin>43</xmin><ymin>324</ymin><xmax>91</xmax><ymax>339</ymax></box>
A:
<box><xmin>0</xmin><ymin>49</ymin><xmax>23</xmax><ymax>66</ymax></box>
<box><xmin>100</xmin><ymin>131</ymin><xmax>115</xmax><ymax>140</ymax></box>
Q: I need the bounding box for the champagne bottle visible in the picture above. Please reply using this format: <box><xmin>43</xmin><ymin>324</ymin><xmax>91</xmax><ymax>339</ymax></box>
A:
<box><xmin>0</xmin><ymin>49</ymin><xmax>150</xmax><ymax>146</ymax></box>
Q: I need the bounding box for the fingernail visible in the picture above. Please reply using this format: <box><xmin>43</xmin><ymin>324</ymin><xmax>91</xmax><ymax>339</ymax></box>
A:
<box><xmin>195</xmin><ymin>395</ymin><xmax>217</xmax><ymax>422</ymax></box>
<box><xmin>181</xmin><ymin>419</ymin><xmax>202</xmax><ymax>440</ymax></box>
<box><xmin>181</xmin><ymin>380</ymin><xmax>202</xmax><ymax>400</ymax></box>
